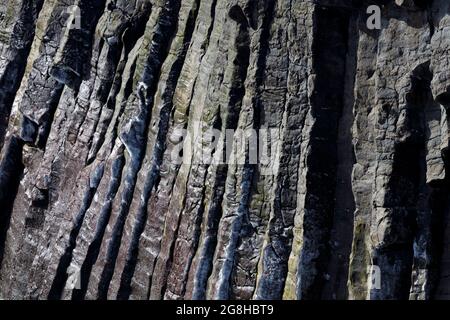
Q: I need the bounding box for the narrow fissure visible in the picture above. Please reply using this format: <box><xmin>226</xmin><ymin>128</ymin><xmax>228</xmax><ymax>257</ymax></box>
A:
<box><xmin>0</xmin><ymin>0</ymin><xmax>45</xmax><ymax>149</ymax></box>
<box><xmin>0</xmin><ymin>137</ymin><xmax>25</xmax><ymax>265</ymax></box>
<box><xmin>296</xmin><ymin>6</ymin><xmax>351</xmax><ymax>300</ymax></box>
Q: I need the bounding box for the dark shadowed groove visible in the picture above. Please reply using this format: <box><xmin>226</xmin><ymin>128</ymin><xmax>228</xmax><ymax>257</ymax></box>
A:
<box><xmin>191</xmin><ymin>0</ymin><xmax>275</xmax><ymax>300</ymax></box>
<box><xmin>371</xmin><ymin>63</ymin><xmax>433</xmax><ymax>300</ymax></box>
<box><xmin>428</xmin><ymin>113</ymin><xmax>450</xmax><ymax>298</ymax></box>
<box><xmin>407</xmin><ymin>63</ymin><xmax>440</xmax><ymax>300</ymax></box>
<box><xmin>425</xmin><ymin>74</ymin><xmax>450</xmax><ymax>297</ymax></box>
<box><xmin>35</xmin><ymin>83</ymin><xmax>65</xmax><ymax>149</ymax></box>
<box><xmin>71</xmin><ymin>154</ymin><xmax>125</xmax><ymax>300</ymax></box>
<box><xmin>116</xmin><ymin>0</ymin><xmax>201</xmax><ymax>300</ymax></box>
<box><xmin>200</xmin><ymin>0</ymin><xmax>218</xmax><ymax>53</ymax></box>
<box><xmin>430</xmin><ymin>93</ymin><xmax>450</xmax><ymax>299</ymax></box>
<box><xmin>50</xmin><ymin>0</ymin><xmax>107</xmax><ymax>89</ymax></box>
<box><xmin>95</xmin><ymin>0</ymin><xmax>183</xmax><ymax>299</ymax></box>
<box><xmin>430</xmin><ymin>161</ymin><xmax>450</xmax><ymax>299</ymax></box>
<box><xmin>47</xmin><ymin>163</ymin><xmax>105</xmax><ymax>299</ymax></box>
<box><xmin>227</xmin><ymin>4</ymin><xmax>251</xmax><ymax>126</ymax></box>
<box><xmin>415</xmin><ymin>0</ymin><xmax>433</xmax><ymax>11</ymax></box>
<box><xmin>295</xmin><ymin>6</ymin><xmax>350</xmax><ymax>300</ymax></box>
<box><xmin>0</xmin><ymin>136</ymin><xmax>25</xmax><ymax>265</ymax></box>
<box><xmin>371</xmin><ymin>143</ymin><xmax>421</xmax><ymax>299</ymax></box>
<box><xmin>426</xmin><ymin>1</ymin><xmax>435</xmax><ymax>38</ymax></box>
<box><xmin>321</xmin><ymin>10</ymin><xmax>358</xmax><ymax>300</ymax></box>
<box><xmin>0</xmin><ymin>0</ymin><xmax>45</xmax><ymax>150</ymax></box>
<box><xmin>426</xmin><ymin>181</ymin><xmax>448</xmax><ymax>299</ymax></box>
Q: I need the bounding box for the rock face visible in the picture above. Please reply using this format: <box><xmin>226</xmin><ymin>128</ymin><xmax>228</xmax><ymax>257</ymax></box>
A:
<box><xmin>0</xmin><ymin>0</ymin><xmax>449</xmax><ymax>300</ymax></box>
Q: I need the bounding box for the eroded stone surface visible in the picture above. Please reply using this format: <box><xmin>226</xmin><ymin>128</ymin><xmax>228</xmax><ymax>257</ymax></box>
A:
<box><xmin>0</xmin><ymin>0</ymin><xmax>450</xmax><ymax>300</ymax></box>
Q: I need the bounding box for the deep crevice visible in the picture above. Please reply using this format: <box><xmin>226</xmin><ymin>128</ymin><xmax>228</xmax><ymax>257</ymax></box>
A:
<box><xmin>0</xmin><ymin>0</ymin><xmax>45</xmax><ymax>150</ymax></box>
<box><xmin>0</xmin><ymin>137</ymin><xmax>25</xmax><ymax>265</ymax></box>
<box><xmin>372</xmin><ymin>63</ymin><xmax>433</xmax><ymax>300</ymax></box>
<box><xmin>295</xmin><ymin>6</ymin><xmax>351</xmax><ymax>300</ymax></box>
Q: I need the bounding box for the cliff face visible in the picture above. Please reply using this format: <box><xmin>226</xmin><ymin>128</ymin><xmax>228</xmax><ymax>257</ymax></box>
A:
<box><xmin>0</xmin><ymin>0</ymin><xmax>449</xmax><ymax>300</ymax></box>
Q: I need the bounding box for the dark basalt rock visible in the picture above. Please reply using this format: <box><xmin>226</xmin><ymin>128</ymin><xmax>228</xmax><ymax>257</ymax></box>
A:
<box><xmin>0</xmin><ymin>0</ymin><xmax>449</xmax><ymax>300</ymax></box>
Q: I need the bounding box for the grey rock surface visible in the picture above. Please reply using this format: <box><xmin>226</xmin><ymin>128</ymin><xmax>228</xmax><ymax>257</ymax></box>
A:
<box><xmin>0</xmin><ymin>0</ymin><xmax>449</xmax><ymax>300</ymax></box>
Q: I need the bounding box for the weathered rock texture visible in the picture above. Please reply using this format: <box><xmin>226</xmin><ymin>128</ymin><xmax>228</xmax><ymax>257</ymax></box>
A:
<box><xmin>0</xmin><ymin>0</ymin><xmax>449</xmax><ymax>300</ymax></box>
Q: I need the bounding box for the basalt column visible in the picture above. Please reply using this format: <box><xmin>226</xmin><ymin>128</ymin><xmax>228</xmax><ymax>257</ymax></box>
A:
<box><xmin>0</xmin><ymin>0</ymin><xmax>449</xmax><ymax>301</ymax></box>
